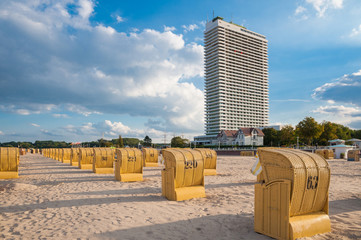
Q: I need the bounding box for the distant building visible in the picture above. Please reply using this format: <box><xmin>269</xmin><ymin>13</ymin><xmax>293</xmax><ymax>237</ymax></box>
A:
<box><xmin>328</xmin><ymin>144</ymin><xmax>354</xmax><ymax>159</ymax></box>
<box><xmin>194</xmin><ymin>127</ymin><xmax>264</xmax><ymax>146</ymax></box>
<box><xmin>260</xmin><ymin>125</ymin><xmax>283</xmax><ymax>131</ymax></box>
<box><xmin>193</xmin><ymin>135</ymin><xmax>218</xmax><ymax>146</ymax></box>
<box><xmin>217</xmin><ymin>128</ymin><xmax>264</xmax><ymax>146</ymax></box>
<box><xmin>204</xmin><ymin>17</ymin><xmax>269</xmax><ymax>135</ymax></box>
<box><xmin>328</xmin><ymin>139</ymin><xmax>345</xmax><ymax>146</ymax></box>
<box><xmin>347</xmin><ymin>138</ymin><xmax>361</xmax><ymax>148</ymax></box>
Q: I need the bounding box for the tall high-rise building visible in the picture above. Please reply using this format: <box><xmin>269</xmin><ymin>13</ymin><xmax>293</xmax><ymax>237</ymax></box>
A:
<box><xmin>204</xmin><ymin>17</ymin><xmax>269</xmax><ymax>135</ymax></box>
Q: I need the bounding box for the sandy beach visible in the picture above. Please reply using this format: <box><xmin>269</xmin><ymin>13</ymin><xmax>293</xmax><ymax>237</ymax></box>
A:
<box><xmin>0</xmin><ymin>153</ymin><xmax>360</xmax><ymax>239</ymax></box>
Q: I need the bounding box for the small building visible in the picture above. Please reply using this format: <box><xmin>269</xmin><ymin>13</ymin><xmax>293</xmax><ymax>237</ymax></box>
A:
<box><xmin>328</xmin><ymin>139</ymin><xmax>345</xmax><ymax>146</ymax></box>
<box><xmin>193</xmin><ymin>135</ymin><xmax>218</xmax><ymax>146</ymax></box>
<box><xmin>217</xmin><ymin>130</ymin><xmax>238</xmax><ymax>145</ymax></box>
<box><xmin>234</xmin><ymin>128</ymin><xmax>264</xmax><ymax>146</ymax></box>
<box><xmin>194</xmin><ymin>128</ymin><xmax>264</xmax><ymax>146</ymax></box>
<box><xmin>328</xmin><ymin>145</ymin><xmax>354</xmax><ymax>159</ymax></box>
<box><xmin>217</xmin><ymin>128</ymin><xmax>264</xmax><ymax>146</ymax></box>
<box><xmin>347</xmin><ymin>138</ymin><xmax>361</xmax><ymax>148</ymax></box>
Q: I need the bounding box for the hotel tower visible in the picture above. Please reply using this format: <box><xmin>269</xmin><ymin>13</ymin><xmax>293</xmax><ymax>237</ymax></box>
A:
<box><xmin>204</xmin><ymin>17</ymin><xmax>269</xmax><ymax>135</ymax></box>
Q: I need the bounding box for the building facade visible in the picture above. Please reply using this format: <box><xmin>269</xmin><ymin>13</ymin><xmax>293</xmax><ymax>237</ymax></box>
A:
<box><xmin>216</xmin><ymin>128</ymin><xmax>264</xmax><ymax>146</ymax></box>
<box><xmin>204</xmin><ymin>17</ymin><xmax>269</xmax><ymax>135</ymax></box>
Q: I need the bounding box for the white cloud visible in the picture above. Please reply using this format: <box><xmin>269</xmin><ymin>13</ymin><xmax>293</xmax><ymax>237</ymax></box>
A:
<box><xmin>96</xmin><ymin>24</ymin><xmax>116</xmax><ymax>35</ymax></box>
<box><xmin>104</xmin><ymin>120</ymin><xmax>132</xmax><ymax>135</ymax></box>
<box><xmin>65</xmin><ymin>104</ymin><xmax>101</xmax><ymax>117</ymax></box>
<box><xmin>61</xmin><ymin>120</ymin><xmax>166</xmax><ymax>141</ymax></box>
<box><xmin>31</xmin><ymin>123</ymin><xmax>40</xmax><ymax>127</ymax></box>
<box><xmin>313</xmin><ymin>104</ymin><xmax>360</xmax><ymax>116</ymax></box>
<box><xmin>164</xmin><ymin>26</ymin><xmax>176</xmax><ymax>32</ymax></box>
<box><xmin>305</xmin><ymin>0</ymin><xmax>343</xmax><ymax>17</ymax></box>
<box><xmin>313</xmin><ymin>69</ymin><xmax>361</xmax><ymax>128</ymax></box>
<box><xmin>78</xmin><ymin>0</ymin><xmax>95</xmax><ymax>19</ymax></box>
<box><xmin>0</xmin><ymin>104</ymin><xmax>56</xmax><ymax>115</ymax></box>
<box><xmin>0</xmin><ymin>0</ymin><xmax>204</xmax><ymax>135</ymax></box>
<box><xmin>350</xmin><ymin>24</ymin><xmax>361</xmax><ymax>37</ymax></box>
<box><xmin>52</xmin><ymin>113</ymin><xmax>69</xmax><ymax>118</ymax></box>
<box><xmin>0</xmin><ymin>131</ymin><xmax>4</xmax><ymax>135</ymax></box>
<box><xmin>294</xmin><ymin>6</ymin><xmax>309</xmax><ymax>20</ymax></box>
<box><xmin>116</xmin><ymin>15</ymin><xmax>125</xmax><ymax>23</ymax></box>
<box><xmin>295</xmin><ymin>6</ymin><xmax>307</xmax><ymax>15</ymax></box>
<box><xmin>313</xmin><ymin>69</ymin><xmax>361</xmax><ymax>107</ymax></box>
<box><xmin>63</xmin><ymin>122</ymin><xmax>97</xmax><ymax>136</ymax></box>
<box><xmin>313</xmin><ymin>104</ymin><xmax>361</xmax><ymax>127</ymax></box>
<box><xmin>182</xmin><ymin>24</ymin><xmax>199</xmax><ymax>32</ymax></box>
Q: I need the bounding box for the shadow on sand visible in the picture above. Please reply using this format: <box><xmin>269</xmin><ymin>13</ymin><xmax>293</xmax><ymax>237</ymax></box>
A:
<box><xmin>0</xmin><ymin>194</ymin><xmax>166</xmax><ymax>214</ymax></box>
<box><xmin>92</xmin><ymin>213</ymin><xmax>270</xmax><ymax>240</ymax></box>
<box><xmin>329</xmin><ymin>197</ymin><xmax>361</xmax><ymax>215</ymax></box>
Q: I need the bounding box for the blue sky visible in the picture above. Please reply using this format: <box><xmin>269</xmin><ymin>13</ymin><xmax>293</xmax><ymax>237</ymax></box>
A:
<box><xmin>0</xmin><ymin>0</ymin><xmax>361</xmax><ymax>143</ymax></box>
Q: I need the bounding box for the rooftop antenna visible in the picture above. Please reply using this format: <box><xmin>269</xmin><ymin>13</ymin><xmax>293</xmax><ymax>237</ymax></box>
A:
<box><xmin>231</xmin><ymin>13</ymin><xmax>233</xmax><ymax>23</ymax></box>
<box><xmin>213</xmin><ymin>10</ymin><xmax>214</xmax><ymax>19</ymax></box>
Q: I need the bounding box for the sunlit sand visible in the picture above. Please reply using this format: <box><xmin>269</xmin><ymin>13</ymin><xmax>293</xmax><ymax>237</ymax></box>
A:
<box><xmin>0</xmin><ymin>154</ymin><xmax>360</xmax><ymax>239</ymax></box>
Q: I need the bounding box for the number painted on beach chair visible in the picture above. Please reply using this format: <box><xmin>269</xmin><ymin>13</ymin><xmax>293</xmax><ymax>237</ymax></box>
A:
<box><xmin>184</xmin><ymin>159</ymin><xmax>198</xmax><ymax>169</ymax></box>
<box><xmin>307</xmin><ymin>176</ymin><xmax>319</xmax><ymax>190</ymax></box>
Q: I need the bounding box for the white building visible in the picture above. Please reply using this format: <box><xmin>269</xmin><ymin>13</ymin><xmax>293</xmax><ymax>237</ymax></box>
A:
<box><xmin>347</xmin><ymin>138</ymin><xmax>361</xmax><ymax>148</ymax></box>
<box><xmin>216</xmin><ymin>128</ymin><xmax>264</xmax><ymax>146</ymax></box>
<box><xmin>328</xmin><ymin>144</ymin><xmax>354</xmax><ymax>159</ymax></box>
<box><xmin>204</xmin><ymin>17</ymin><xmax>269</xmax><ymax>135</ymax></box>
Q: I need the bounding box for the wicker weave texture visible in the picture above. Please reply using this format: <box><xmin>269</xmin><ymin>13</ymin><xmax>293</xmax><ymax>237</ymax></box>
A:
<box><xmin>0</xmin><ymin>147</ymin><xmax>19</xmax><ymax>172</ymax></box>
<box><xmin>241</xmin><ymin>151</ymin><xmax>254</xmax><ymax>156</ymax></box>
<box><xmin>348</xmin><ymin>150</ymin><xmax>360</xmax><ymax>161</ymax></box>
<box><xmin>163</xmin><ymin>149</ymin><xmax>204</xmax><ymax>188</ymax></box>
<box><xmin>323</xmin><ymin>149</ymin><xmax>334</xmax><ymax>159</ymax></box>
<box><xmin>62</xmin><ymin>149</ymin><xmax>71</xmax><ymax>162</ymax></box>
<box><xmin>79</xmin><ymin>148</ymin><xmax>94</xmax><ymax>167</ymax></box>
<box><xmin>142</xmin><ymin>148</ymin><xmax>159</xmax><ymax>166</ymax></box>
<box><xmin>162</xmin><ymin>149</ymin><xmax>205</xmax><ymax>201</ymax></box>
<box><xmin>70</xmin><ymin>148</ymin><xmax>80</xmax><ymax>165</ymax></box>
<box><xmin>194</xmin><ymin>148</ymin><xmax>217</xmax><ymax>174</ymax></box>
<box><xmin>93</xmin><ymin>148</ymin><xmax>115</xmax><ymax>171</ymax></box>
<box><xmin>258</xmin><ymin>148</ymin><xmax>330</xmax><ymax>217</ymax></box>
<box><xmin>315</xmin><ymin>149</ymin><xmax>324</xmax><ymax>158</ymax></box>
<box><xmin>116</xmin><ymin>148</ymin><xmax>143</xmax><ymax>174</ymax></box>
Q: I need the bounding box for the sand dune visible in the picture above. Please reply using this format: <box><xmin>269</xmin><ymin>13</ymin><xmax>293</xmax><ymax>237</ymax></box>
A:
<box><xmin>0</xmin><ymin>154</ymin><xmax>360</xmax><ymax>239</ymax></box>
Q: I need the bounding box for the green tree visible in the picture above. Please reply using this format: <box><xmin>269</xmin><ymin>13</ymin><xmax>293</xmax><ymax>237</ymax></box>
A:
<box><xmin>279</xmin><ymin>125</ymin><xmax>295</xmax><ymax>146</ymax></box>
<box><xmin>318</xmin><ymin>121</ymin><xmax>338</xmax><ymax>145</ymax></box>
<box><xmin>334</xmin><ymin>124</ymin><xmax>351</xmax><ymax>140</ymax></box>
<box><xmin>98</xmin><ymin>138</ymin><xmax>106</xmax><ymax>147</ymax></box>
<box><xmin>143</xmin><ymin>136</ymin><xmax>152</xmax><ymax>147</ymax></box>
<box><xmin>262</xmin><ymin>128</ymin><xmax>280</xmax><ymax>146</ymax></box>
<box><xmin>351</xmin><ymin>129</ymin><xmax>361</xmax><ymax>139</ymax></box>
<box><xmin>171</xmin><ymin>136</ymin><xmax>188</xmax><ymax>148</ymax></box>
<box><xmin>296</xmin><ymin>117</ymin><xmax>323</xmax><ymax>145</ymax></box>
<box><xmin>124</xmin><ymin>138</ymin><xmax>140</xmax><ymax>147</ymax></box>
<box><xmin>118</xmin><ymin>135</ymin><xmax>124</xmax><ymax>148</ymax></box>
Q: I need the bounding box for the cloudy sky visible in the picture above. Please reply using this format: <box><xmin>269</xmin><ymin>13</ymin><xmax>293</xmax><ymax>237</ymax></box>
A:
<box><xmin>0</xmin><ymin>0</ymin><xmax>360</xmax><ymax>143</ymax></box>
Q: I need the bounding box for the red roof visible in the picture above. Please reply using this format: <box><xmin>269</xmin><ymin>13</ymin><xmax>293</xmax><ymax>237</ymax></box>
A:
<box><xmin>239</xmin><ymin>128</ymin><xmax>265</xmax><ymax>136</ymax></box>
<box><xmin>218</xmin><ymin>128</ymin><xmax>264</xmax><ymax>137</ymax></box>
<box><xmin>218</xmin><ymin>130</ymin><xmax>238</xmax><ymax>138</ymax></box>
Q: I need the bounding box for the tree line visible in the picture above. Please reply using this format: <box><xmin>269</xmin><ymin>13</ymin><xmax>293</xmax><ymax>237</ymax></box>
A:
<box><xmin>263</xmin><ymin>117</ymin><xmax>361</xmax><ymax>147</ymax></box>
<box><xmin>0</xmin><ymin>135</ymin><xmax>154</xmax><ymax>149</ymax></box>
<box><xmin>1</xmin><ymin>117</ymin><xmax>360</xmax><ymax>149</ymax></box>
